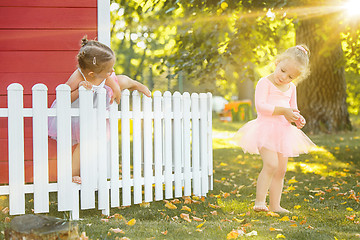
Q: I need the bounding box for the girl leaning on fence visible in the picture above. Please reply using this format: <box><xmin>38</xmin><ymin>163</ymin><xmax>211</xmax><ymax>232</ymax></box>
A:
<box><xmin>48</xmin><ymin>36</ymin><xmax>151</xmax><ymax>184</ymax></box>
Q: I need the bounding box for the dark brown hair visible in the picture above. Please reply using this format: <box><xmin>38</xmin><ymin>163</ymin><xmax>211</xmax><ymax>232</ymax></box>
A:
<box><xmin>77</xmin><ymin>36</ymin><xmax>115</xmax><ymax>73</ymax></box>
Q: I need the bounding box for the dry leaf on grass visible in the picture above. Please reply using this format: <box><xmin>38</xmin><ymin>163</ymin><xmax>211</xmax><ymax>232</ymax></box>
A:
<box><xmin>165</xmin><ymin>202</ymin><xmax>177</xmax><ymax>209</ymax></box>
<box><xmin>126</xmin><ymin>218</ymin><xmax>136</xmax><ymax>226</ymax></box>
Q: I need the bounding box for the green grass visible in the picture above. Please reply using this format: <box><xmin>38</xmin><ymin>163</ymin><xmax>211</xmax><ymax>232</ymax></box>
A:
<box><xmin>1</xmin><ymin>117</ymin><xmax>360</xmax><ymax>239</ymax></box>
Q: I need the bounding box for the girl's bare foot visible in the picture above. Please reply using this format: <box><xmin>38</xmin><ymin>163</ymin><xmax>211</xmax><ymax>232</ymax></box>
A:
<box><xmin>253</xmin><ymin>202</ymin><xmax>269</xmax><ymax>212</ymax></box>
<box><xmin>72</xmin><ymin>176</ymin><xmax>82</xmax><ymax>184</ymax></box>
<box><xmin>269</xmin><ymin>206</ymin><xmax>291</xmax><ymax>214</ymax></box>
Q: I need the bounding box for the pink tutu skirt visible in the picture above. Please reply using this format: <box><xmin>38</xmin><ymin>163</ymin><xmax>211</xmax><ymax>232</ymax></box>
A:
<box><xmin>232</xmin><ymin>117</ymin><xmax>315</xmax><ymax>157</ymax></box>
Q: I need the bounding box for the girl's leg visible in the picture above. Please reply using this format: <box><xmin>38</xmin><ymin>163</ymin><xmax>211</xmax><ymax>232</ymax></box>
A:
<box><xmin>254</xmin><ymin>148</ymin><xmax>279</xmax><ymax>211</ymax></box>
<box><xmin>269</xmin><ymin>153</ymin><xmax>289</xmax><ymax>213</ymax></box>
<box><xmin>72</xmin><ymin>144</ymin><xmax>81</xmax><ymax>184</ymax></box>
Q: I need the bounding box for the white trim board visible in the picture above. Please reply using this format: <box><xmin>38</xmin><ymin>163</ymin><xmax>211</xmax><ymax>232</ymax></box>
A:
<box><xmin>97</xmin><ymin>0</ymin><xmax>111</xmax><ymax>47</ymax></box>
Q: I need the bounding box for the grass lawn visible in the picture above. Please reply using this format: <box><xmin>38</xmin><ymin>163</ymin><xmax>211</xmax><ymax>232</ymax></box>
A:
<box><xmin>0</xmin><ymin>117</ymin><xmax>360</xmax><ymax>239</ymax></box>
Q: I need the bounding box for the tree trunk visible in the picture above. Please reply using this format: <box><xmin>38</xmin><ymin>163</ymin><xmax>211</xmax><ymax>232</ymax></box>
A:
<box><xmin>295</xmin><ymin>14</ymin><xmax>352</xmax><ymax>133</ymax></box>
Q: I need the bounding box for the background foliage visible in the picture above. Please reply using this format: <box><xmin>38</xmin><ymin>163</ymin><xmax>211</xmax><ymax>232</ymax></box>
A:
<box><xmin>110</xmin><ymin>0</ymin><xmax>360</xmax><ymax>115</ymax></box>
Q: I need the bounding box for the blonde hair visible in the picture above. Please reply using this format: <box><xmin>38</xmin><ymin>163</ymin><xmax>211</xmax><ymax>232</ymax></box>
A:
<box><xmin>77</xmin><ymin>36</ymin><xmax>115</xmax><ymax>73</ymax></box>
<box><xmin>276</xmin><ymin>44</ymin><xmax>310</xmax><ymax>82</ymax></box>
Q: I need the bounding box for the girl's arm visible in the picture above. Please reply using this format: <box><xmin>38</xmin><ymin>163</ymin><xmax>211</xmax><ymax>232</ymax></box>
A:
<box><xmin>105</xmin><ymin>74</ymin><xmax>151</xmax><ymax>104</ymax></box>
<box><xmin>273</xmin><ymin>84</ymin><xmax>299</xmax><ymax>122</ymax></box>
<box><xmin>254</xmin><ymin>79</ymin><xmax>276</xmax><ymax>115</ymax></box>
<box><xmin>255</xmin><ymin>79</ymin><xmax>298</xmax><ymax>122</ymax></box>
<box><xmin>116</xmin><ymin>75</ymin><xmax>151</xmax><ymax>97</ymax></box>
<box><xmin>105</xmin><ymin>73</ymin><xmax>121</xmax><ymax>104</ymax></box>
<box><xmin>65</xmin><ymin>70</ymin><xmax>86</xmax><ymax>103</ymax></box>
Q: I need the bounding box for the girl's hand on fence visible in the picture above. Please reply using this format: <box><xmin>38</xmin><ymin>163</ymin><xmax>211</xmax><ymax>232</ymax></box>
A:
<box><xmin>132</xmin><ymin>82</ymin><xmax>151</xmax><ymax>97</ymax></box>
<box><xmin>79</xmin><ymin>80</ymin><xmax>93</xmax><ymax>90</ymax></box>
<box><xmin>110</xmin><ymin>87</ymin><xmax>121</xmax><ymax>104</ymax></box>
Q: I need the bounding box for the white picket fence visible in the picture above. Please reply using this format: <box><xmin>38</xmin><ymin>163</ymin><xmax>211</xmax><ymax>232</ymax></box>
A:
<box><xmin>0</xmin><ymin>83</ymin><xmax>213</xmax><ymax>220</ymax></box>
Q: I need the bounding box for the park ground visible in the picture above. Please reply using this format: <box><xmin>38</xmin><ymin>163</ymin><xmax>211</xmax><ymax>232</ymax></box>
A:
<box><xmin>0</xmin><ymin>116</ymin><xmax>360</xmax><ymax>239</ymax></box>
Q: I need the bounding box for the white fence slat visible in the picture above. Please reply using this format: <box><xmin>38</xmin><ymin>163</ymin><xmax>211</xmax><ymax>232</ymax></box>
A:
<box><xmin>32</xmin><ymin>84</ymin><xmax>49</xmax><ymax>213</ymax></box>
<box><xmin>143</xmin><ymin>94</ymin><xmax>153</xmax><ymax>202</ymax></box>
<box><xmin>153</xmin><ymin>91</ymin><xmax>163</xmax><ymax>201</ymax></box>
<box><xmin>191</xmin><ymin>93</ymin><xmax>201</xmax><ymax>196</ymax></box>
<box><xmin>121</xmin><ymin>90</ymin><xmax>131</xmax><ymax>206</ymax></box>
<box><xmin>79</xmin><ymin>86</ymin><xmax>96</xmax><ymax>209</ymax></box>
<box><xmin>2</xmin><ymin>82</ymin><xmax>213</xmax><ymax>219</ymax></box>
<box><xmin>7</xmin><ymin>83</ymin><xmax>25</xmax><ymax>215</ymax></box>
<box><xmin>56</xmin><ymin>84</ymin><xmax>74</xmax><ymax>211</ymax></box>
<box><xmin>182</xmin><ymin>92</ymin><xmax>191</xmax><ymax>196</ymax></box>
<box><xmin>173</xmin><ymin>92</ymin><xmax>182</xmax><ymax>197</ymax></box>
<box><xmin>207</xmin><ymin>93</ymin><xmax>213</xmax><ymax>190</ymax></box>
<box><xmin>109</xmin><ymin>102</ymin><xmax>120</xmax><ymax>207</ymax></box>
<box><xmin>132</xmin><ymin>91</ymin><xmax>142</xmax><ymax>204</ymax></box>
<box><xmin>163</xmin><ymin>91</ymin><xmax>173</xmax><ymax>199</ymax></box>
<box><xmin>96</xmin><ymin>88</ymin><xmax>109</xmax><ymax>212</ymax></box>
<box><xmin>200</xmin><ymin>93</ymin><xmax>209</xmax><ymax>196</ymax></box>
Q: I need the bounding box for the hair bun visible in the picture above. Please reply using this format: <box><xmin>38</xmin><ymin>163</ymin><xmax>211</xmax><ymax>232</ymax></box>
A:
<box><xmin>81</xmin><ymin>36</ymin><xmax>89</xmax><ymax>47</ymax></box>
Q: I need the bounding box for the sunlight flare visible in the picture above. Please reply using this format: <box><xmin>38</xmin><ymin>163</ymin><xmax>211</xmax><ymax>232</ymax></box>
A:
<box><xmin>344</xmin><ymin>0</ymin><xmax>360</xmax><ymax>16</ymax></box>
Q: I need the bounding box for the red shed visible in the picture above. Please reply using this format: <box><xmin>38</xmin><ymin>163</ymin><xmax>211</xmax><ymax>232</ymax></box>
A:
<box><xmin>0</xmin><ymin>0</ymin><xmax>111</xmax><ymax>183</ymax></box>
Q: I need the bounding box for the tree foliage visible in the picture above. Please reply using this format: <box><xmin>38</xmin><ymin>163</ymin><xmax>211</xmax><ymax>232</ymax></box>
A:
<box><xmin>110</xmin><ymin>0</ymin><xmax>360</xmax><ymax>131</ymax></box>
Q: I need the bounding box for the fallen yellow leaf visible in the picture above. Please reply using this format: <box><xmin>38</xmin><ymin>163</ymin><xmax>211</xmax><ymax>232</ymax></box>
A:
<box><xmin>267</xmin><ymin>211</ymin><xmax>280</xmax><ymax>217</ymax></box>
<box><xmin>165</xmin><ymin>202</ymin><xmax>177</xmax><ymax>209</ymax></box>
<box><xmin>276</xmin><ymin>233</ymin><xmax>286</xmax><ymax>238</ymax></box>
<box><xmin>110</xmin><ymin>228</ymin><xmax>125</xmax><ymax>234</ymax></box>
<box><xmin>288</xmin><ymin>178</ymin><xmax>298</xmax><ymax>184</ymax></box>
<box><xmin>126</xmin><ymin>218</ymin><xmax>136</xmax><ymax>226</ymax></box>
<box><xmin>209</xmin><ymin>203</ymin><xmax>221</xmax><ymax>209</ymax></box>
<box><xmin>286</xmin><ymin>185</ymin><xmax>296</xmax><ymax>191</ymax></box>
<box><xmin>227</xmin><ymin>230</ymin><xmax>239</xmax><ymax>239</ymax></box>
<box><xmin>290</xmin><ymin>224</ymin><xmax>297</xmax><ymax>227</ymax></box>
<box><xmin>232</xmin><ymin>217</ymin><xmax>245</xmax><ymax>223</ymax></box>
<box><xmin>181</xmin><ymin>206</ymin><xmax>192</xmax><ymax>212</ymax></box>
<box><xmin>299</xmin><ymin>219</ymin><xmax>307</xmax><ymax>225</ymax></box>
<box><xmin>196</xmin><ymin>220</ymin><xmax>206</xmax><ymax>228</ymax></box>
<box><xmin>171</xmin><ymin>199</ymin><xmax>181</xmax><ymax>204</ymax></box>
<box><xmin>140</xmin><ymin>202</ymin><xmax>150</xmax><ymax>208</ymax></box>
<box><xmin>192</xmin><ymin>216</ymin><xmax>203</xmax><ymax>222</ymax></box>
<box><xmin>270</xmin><ymin>227</ymin><xmax>283</xmax><ymax>232</ymax></box>
<box><xmin>294</xmin><ymin>205</ymin><xmax>301</xmax><ymax>209</ymax></box>
<box><xmin>346</xmin><ymin>207</ymin><xmax>354</xmax><ymax>211</ymax></box>
<box><xmin>180</xmin><ymin>213</ymin><xmax>192</xmax><ymax>222</ymax></box>
<box><xmin>161</xmin><ymin>230</ymin><xmax>168</xmax><ymax>235</ymax></box>
<box><xmin>279</xmin><ymin>216</ymin><xmax>290</xmax><ymax>221</ymax></box>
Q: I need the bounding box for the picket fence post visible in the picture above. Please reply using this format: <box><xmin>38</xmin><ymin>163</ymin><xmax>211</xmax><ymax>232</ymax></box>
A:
<box><xmin>191</xmin><ymin>93</ymin><xmax>201</xmax><ymax>196</ymax></box>
<box><xmin>132</xmin><ymin>90</ymin><xmax>142</xmax><ymax>204</ymax></box>
<box><xmin>153</xmin><ymin>91</ymin><xmax>163</xmax><ymax>201</ymax></box>
<box><xmin>7</xmin><ymin>83</ymin><xmax>25</xmax><ymax>215</ymax></box>
<box><xmin>121</xmin><ymin>89</ymin><xmax>131</xmax><ymax>206</ymax></box>
<box><xmin>55</xmin><ymin>84</ymin><xmax>75</xmax><ymax>214</ymax></box>
<box><xmin>2</xmin><ymin>83</ymin><xmax>214</xmax><ymax>220</ymax></box>
<box><xmin>32</xmin><ymin>84</ymin><xmax>49</xmax><ymax>213</ymax></box>
<box><xmin>143</xmin><ymin>94</ymin><xmax>153</xmax><ymax>203</ymax></box>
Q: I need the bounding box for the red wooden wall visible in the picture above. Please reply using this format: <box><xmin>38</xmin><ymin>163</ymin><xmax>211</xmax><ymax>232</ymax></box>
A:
<box><xmin>0</xmin><ymin>0</ymin><xmax>98</xmax><ymax>183</ymax></box>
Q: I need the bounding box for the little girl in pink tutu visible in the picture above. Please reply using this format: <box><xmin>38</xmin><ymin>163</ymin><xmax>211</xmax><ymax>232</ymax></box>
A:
<box><xmin>48</xmin><ymin>37</ymin><xmax>151</xmax><ymax>184</ymax></box>
<box><xmin>232</xmin><ymin>45</ymin><xmax>315</xmax><ymax>213</ymax></box>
